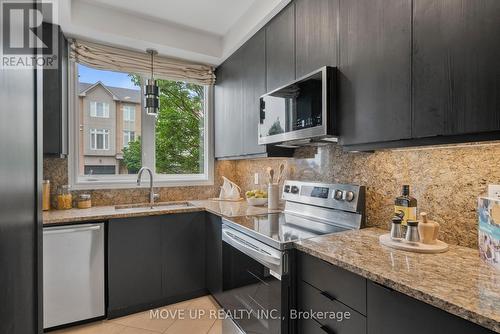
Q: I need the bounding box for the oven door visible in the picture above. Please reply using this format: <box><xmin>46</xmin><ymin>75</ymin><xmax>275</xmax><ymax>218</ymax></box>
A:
<box><xmin>218</xmin><ymin>225</ymin><xmax>289</xmax><ymax>334</ymax></box>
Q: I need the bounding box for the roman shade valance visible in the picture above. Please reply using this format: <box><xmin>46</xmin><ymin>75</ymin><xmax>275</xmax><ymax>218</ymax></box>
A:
<box><xmin>69</xmin><ymin>39</ymin><xmax>216</xmax><ymax>85</ymax></box>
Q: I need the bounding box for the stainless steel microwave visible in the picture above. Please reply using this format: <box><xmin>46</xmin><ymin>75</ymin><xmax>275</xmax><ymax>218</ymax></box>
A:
<box><xmin>259</xmin><ymin>66</ymin><xmax>337</xmax><ymax>146</ymax></box>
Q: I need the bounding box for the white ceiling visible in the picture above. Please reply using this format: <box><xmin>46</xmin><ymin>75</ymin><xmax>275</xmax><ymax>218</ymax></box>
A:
<box><xmin>83</xmin><ymin>0</ymin><xmax>256</xmax><ymax>35</ymax></box>
<box><xmin>57</xmin><ymin>0</ymin><xmax>290</xmax><ymax>65</ymax></box>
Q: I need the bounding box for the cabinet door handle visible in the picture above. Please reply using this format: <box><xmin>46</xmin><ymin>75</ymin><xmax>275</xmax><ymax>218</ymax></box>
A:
<box><xmin>43</xmin><ymin>225</ymin><xmax>101</xmax><ymax>235</ymax></box>
<box><xmin>320</xmin><ymin>324</ymin><xmax>336</xmax><ymax>334</ymax></box>
<box><xmin>320</xmin><ymin>290</ymin><xmax>336</xmax><ymax>302</ymax></box>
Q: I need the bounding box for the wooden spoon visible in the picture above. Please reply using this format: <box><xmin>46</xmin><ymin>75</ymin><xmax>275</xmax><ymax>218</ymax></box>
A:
<box><xmin>277</xmin><ymin>163</ymin><xmax>285</xmax><ymax>183</ymax></box>
<box><xmin>267</xmin><ymin>167</ymin><xmax>274</xmax><ymax>184</ymax></box>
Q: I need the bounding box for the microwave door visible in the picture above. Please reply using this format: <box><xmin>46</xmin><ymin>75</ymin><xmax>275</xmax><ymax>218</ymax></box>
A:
<box><xmin>260</xmin><ymin>96</ymin><xmax>287</xmax><ymax>138</ymax></box>
<box><xmin>258</xmin><ymin>66</ymin><xmax>333</xmax><ymax>145</ymax></box>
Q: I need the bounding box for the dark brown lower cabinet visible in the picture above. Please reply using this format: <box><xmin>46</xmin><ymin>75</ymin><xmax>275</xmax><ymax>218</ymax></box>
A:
<box><xmin>162</xmin><ymin>212</ymin><xmax>206</xmax><ymax>301</ymax></box>
<box><xmin>297</xmin><ymin>251</ymin><xmax>495</xmax><ymax>334</ymax></box>
<box><xmin>108</xmin><ymin>216</ymin><xmax>163</xmax><ymax>317</ymax></box>
<box><xmin>297</xmin><ymin>281</ymin><xmax>367</xmax><ymax>334</ymax></box>
<box><xmin>367</xmin><ymin>281</ymin><xmax>495</xmax><ymax>334</ymax></box>
<box><xmin>108</xmin><ymin>213</ymin><xmax>206</xmax><ymax>318</ymax></box>
<box><xmin>298</xmin><ymin>252</ymin><xmax>366</xmax><ymax>315</ymax></box>
<box><xmin>298</xmin><ymin>319</ymin><xmax>330</xmax><ymax>334</ymax></box>
<box><xmin>205</xmin><ymin>213</ymin><xmax>222</xmax><ymax>296</ymax></box>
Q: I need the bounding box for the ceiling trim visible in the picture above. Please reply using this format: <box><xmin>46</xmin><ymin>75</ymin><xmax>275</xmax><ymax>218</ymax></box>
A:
<box><xmin>221</xmin><ymin>0</ymin><xmax>291</xmax><ymax>64</ymax></box>
<box><xmin>57</xmin><ymin>0</ymin><xmax>291</xmax><ymax>66</ymax></box>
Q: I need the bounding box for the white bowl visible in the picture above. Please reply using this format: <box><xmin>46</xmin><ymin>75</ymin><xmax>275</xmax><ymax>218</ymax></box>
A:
<box><xmin>246</xmin><ymin>197</ymin><xmax>267</xmax><ymax>206</ymax></box>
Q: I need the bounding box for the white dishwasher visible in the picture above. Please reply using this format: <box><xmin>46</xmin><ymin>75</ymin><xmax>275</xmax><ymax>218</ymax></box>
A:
<box><xmin>43</xmin><ymin>223</ymin><xmax>105</xmax><ymax>329</ymax></box>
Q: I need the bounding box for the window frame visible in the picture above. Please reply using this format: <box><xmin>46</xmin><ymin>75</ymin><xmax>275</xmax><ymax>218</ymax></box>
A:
<box><xmin>123</xmin><ymin>130</ymin><xmax>135</xmax><ymax>148</ymax></box>
<box><xmin>90</xmin><ymin>128</ymin><xmax>110</xmax><ymax>150</ymax></box>
<box><xmin>90</xmin><ymin>101</ymin><xmax>110</xmax><ymax>118</ymax></box>
<box><xmin>122</xmin><ymin>105</ymin><xmax>135</xmax><ymax>122</ymax></box>
<box><xmin>68</xmin><ymin>61</ymin><xmax>214</xmax><ymax>190</ymax></box>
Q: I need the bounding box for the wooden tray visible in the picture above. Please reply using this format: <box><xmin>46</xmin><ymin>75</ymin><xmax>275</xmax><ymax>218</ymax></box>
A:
<box><xmin>379</xmin><ymin>233</ymin><xmax>449</xmax><ymax>254</ymax></box>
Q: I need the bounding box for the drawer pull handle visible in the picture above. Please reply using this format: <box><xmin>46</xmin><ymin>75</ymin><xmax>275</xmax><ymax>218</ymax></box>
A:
<box><xmin>320</xmin><ymin>324</ymin><xmax>336</xmax><ymax>334</ymax></box>
<box><xmin>320</xmin><ymin>290</ymin><xmax>336</xmax><ymax>302</ymax></box>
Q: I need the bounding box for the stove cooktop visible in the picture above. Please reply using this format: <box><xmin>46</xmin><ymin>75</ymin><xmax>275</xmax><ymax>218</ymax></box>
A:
<box><xmin>224</xmin><ymin>180</ymin><xmax>365</xmax><ymax>250</ymax></box>
<box><xmin>225</xmin><ymin>212</ymin><xmax>349</xmax><ymax>250</ymax></box>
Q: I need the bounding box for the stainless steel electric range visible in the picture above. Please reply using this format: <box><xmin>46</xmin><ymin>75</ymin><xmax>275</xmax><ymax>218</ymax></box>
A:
<box><xmin>215</xmin><ymin>180</ymin><xmax>365</xmax><ymax>334</ymax></box>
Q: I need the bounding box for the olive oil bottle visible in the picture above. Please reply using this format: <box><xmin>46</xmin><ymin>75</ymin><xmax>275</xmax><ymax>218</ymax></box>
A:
<box><xmin>394</xmin><ymin>185</ymin><xmax>417</xmax><ymax>226</ymax></box>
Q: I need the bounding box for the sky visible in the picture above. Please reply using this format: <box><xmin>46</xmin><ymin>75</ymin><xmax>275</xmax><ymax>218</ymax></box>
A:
<box><xmin>78</xmin><ymin>64</ymin><xmax>139</xmax><ymax>90</ymax></box>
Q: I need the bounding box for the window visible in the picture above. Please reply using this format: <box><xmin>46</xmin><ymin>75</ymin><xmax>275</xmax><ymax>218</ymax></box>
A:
<box><xmin>123</xmin><ymin>130</ymin><xmax>135</xmax><ymax>147</ymax></box>
<box><xmin>84</xmin><ymin>165</ymin><xmax>116</xmax><ymax>175</ymax></box>
<box><xmin>153</xmin><ymin>80</ymin><xmax>206</xmax><ymax>175</ymax></box>
<box><xmin>90</xmin><ymin>101</ymin><xmax>109</xmax><ymax>118</ymax></box>
<box><xmin>123</xmin><ymin>105</ymin><xmax>135</xmax><ymax>121</ymax></box>
<box><xmin>90</xmin><ymin>129</ymin><xmax>110</xmax><ymax>150</ymax></box>
<box><xmin>69</xmin><ymin>63</ymin><xmax>213</xmax><ymax>189</ymax></box>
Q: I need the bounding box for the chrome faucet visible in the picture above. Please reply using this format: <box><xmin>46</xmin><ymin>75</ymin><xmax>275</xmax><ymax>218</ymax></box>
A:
<box><xmin>137</xmin><ymin>167</ymin><xmax>156</xmax><ymax>208</ymax></box>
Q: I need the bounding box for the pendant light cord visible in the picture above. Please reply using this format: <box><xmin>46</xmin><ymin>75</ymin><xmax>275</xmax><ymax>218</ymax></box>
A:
<box><xmin>146</xmin><ymin>49</ymin><xmax>156</xmax><ymax>81</ymax></box>
<box><xmin>151</xmin><ymin>51</ymin><xmax>154</xmax><ymax>80</ymax></box>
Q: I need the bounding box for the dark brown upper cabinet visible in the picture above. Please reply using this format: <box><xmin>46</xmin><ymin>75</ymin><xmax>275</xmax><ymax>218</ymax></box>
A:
<box><xmin>266</xmin><ymin>3</ymin><xmax>296</xmax><ymax>91</ymax></box>
<box><xmin>241</xmin><ymin>30</ymin><xmax>267</xmax><ymax>156</ymax></box>
<box><xmin>213</xmin><ymin>61</ymin><xmax>227</xmax><ymax>158</ymax></box>
<box><xmin>295</xmin><ymin>0</ymin><xmax>339</xmax><ymax>78</ymax></box>
<box><xmin>214</xmin><ymin>32</ymin><xmax>263</xmax><ymax>158</ymax></box>
<box><xmin>42</xmin><ymin>23</ymin><xmax>68</xmax><ymax>156</ymax></box>
<box><xmin>216</xmin><ymin>0</ymin><xmax>500</xmax><ymax>153</ymax></box>
<box><xmin>214</xmin><ymin>29</ymin><xmax>294</xmax><ymax>159</ymax></box>
<box><xmin>214</xmin><ymin>49</ymin><xmax>243</xmax><ymax>158</ymax></box>
<box><xmin>412</xmin><ymin>0</ymin><xmax>500</xmax><ymax>138</ymax></box>
<box><xmin>338</xmin><ymin>0</ymin><xmax>412</xmax><ymax>146</ymax></box>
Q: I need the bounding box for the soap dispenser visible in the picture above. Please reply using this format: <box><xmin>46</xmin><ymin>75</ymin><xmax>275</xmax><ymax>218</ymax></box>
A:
<box><xmin>418</xmin><ymin>212</ymin><xmax>440</xmax><ymax>244</ymax></box>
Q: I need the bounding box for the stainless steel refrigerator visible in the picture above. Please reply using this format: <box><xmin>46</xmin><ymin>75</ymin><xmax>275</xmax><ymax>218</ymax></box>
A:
<box><xmin>0</xmin><ymin>0</ymin><xmax>43</xmax><ymax>332</ymax></box>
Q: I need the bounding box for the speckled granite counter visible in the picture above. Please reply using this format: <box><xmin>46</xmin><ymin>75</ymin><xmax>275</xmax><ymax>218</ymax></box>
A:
<box><xmin>43</xmin><ymin>199</ymin><xmax>280</xmax><ymax>225</ymax></box>
<box><xmin>295</xmin><ymin>228</ymin><xmax>500</xmax><ymax>332</ymax></box>
<box><xmin>190</xmin><ymin>199</ymin><xmax>280</xmax><ymax>218</ymax></box>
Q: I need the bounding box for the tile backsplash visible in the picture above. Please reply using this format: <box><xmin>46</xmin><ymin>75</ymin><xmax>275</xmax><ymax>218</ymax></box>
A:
<box><xmin>44</xmin><ymin>141</ymin><xmax>500</xmax><ymax>248</ymax></box>
<box><xmin>233</xmin><ymin>143</ymin><xmax>500</xmax><ymax>249</ymax></box>
<box><xmin>43</xmin><ymin>157</ymin><xmax>236</xmax><ymax>208</ymax></box>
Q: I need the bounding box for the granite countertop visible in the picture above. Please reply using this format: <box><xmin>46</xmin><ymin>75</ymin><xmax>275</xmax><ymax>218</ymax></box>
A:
<box><xmin>43</xmin><ymin>199</ymin><xmax>280</xmax><ymax>225</ymax></box>
<box><xmin>189</xmin><ymin>199</ymin><xmax>281</xmax><ymax>218</ymax></box>
<box><xmin>43</xmin><ymin>203</ymin><xmax>499</xmax><ymax>331</ymax></box>
<box><xmin>295</xmin><ymin>228</ymin><xmax>500</xmax><ymax>333</ymax></box>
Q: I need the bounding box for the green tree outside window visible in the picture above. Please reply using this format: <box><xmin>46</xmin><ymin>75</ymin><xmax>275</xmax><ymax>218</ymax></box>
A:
<box><xmin>122</xmin><ymin>76</ymin><xmax>205</xmax><ymax>174</ymax></box>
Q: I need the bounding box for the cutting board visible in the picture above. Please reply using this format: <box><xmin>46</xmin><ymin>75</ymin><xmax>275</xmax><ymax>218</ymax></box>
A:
<box><xmin>379</xmin><ymin>233</ymin><xmax>449</xmax><ymax>254</ymax></box>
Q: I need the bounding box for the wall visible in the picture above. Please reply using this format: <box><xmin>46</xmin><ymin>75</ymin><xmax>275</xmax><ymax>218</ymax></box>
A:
<box><xmin>44</xmin><ymin>141</ymin><xmax>500</xmax><ymax>249</ymax></box>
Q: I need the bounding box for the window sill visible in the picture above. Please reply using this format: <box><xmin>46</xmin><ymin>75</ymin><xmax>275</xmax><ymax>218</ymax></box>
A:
<box><xmin>71</xmin><ymin>176</ymin><xmax>214</xmax><ymax>190</ymax></box>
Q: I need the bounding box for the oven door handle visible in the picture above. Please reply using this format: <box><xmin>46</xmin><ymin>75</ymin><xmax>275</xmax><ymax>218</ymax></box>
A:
<box><xmin>222</xmin><ymin>228</ymin><xmax>282</xmax><ymax>270</ymax></box>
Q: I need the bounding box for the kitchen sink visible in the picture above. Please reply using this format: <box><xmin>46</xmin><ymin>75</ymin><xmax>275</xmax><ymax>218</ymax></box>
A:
<box><xmin>114</xmin><ymin>202</ymin><xmax>195</xmax><ymax>211</ymax></box>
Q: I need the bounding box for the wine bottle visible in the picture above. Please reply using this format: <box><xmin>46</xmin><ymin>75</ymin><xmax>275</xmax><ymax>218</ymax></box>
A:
<box><xmin>394</xmin><ymin>185</ymin><xmax>417</xmax><ymax>226</ymax></box>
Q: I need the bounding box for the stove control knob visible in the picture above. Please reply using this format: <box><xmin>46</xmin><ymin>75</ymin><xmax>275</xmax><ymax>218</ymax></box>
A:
<box><xmin>345</xmin><ymin>191</ymin><xmax>355</xmax><ymax>202</ymax></box>
<box><xmin>284</xmin><ymin>185</ymin><xmax>291</xmax><ymax>193</ymax></box>
<box><xmin>334</xmin><ymin>190</ymin><xmax>344</xmax><ymax>200</ymax></box>
<box><xmin>291</xmin><ymin>186</ymin><xmax>299</xmax><ymax>194</ymax></box>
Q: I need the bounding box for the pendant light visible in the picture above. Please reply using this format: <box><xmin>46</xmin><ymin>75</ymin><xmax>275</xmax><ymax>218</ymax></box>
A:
<box><xmin>144</xmin><ymin>49</ymin><xmax>159</xmax><ymax>116</ymax></box>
